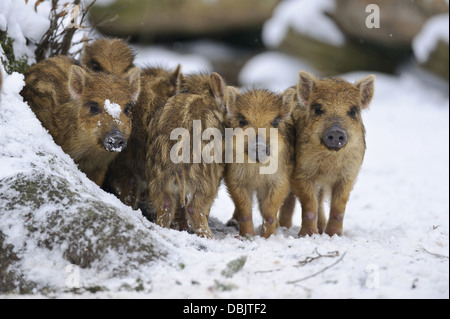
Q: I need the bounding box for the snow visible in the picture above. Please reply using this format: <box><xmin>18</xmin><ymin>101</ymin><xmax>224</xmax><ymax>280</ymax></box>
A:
<box><xmin>413</xmin><ymin>13</ymin><xmax>450</xmax><ymax>63</ymax></box>
<box><xmin>1</xmin><ymin>0</ymin><xmax>449</xmax><ymax>300</ymax></box>
<box><xmin>104</xmin><ymin>99</ymin><xmax>122</xmax><ymax>120</ymax></box>
<box><xmin>239</xmin><ymin>51</ymin><xmax>317</xmax><ymax>91</ymax></box>
<box><xmin>262</xmin><ymin>0</ymin><xmax>345</xmax><ymax>48</ymax></box>
<box><xmin>0</xmin><ymin>0</ymin><xmax>51</xmax><ymax>64</ymax></box>
<box><xmin>133</xmin><ymin>45</ymin><xmax>213</xmax><ymax>74</ymax></box>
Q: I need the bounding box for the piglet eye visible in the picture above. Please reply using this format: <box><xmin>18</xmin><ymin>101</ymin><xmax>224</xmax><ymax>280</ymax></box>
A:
<box><xmin>124</xmin><ymin>102</ymin><xmax>134</xmax><ymax>117</ymax></box>
<box><xmin>239</xmin><ymin>115</ymin><xmax>248</xmax><ymax>128</ymax></box>
<box><xmin>312</xmin><ymin>103</ymin><xmax>324</xmax><ymax>116</ymax></box>
<box><xmin>348</xmin><ymin>106</ymin><xmax>359</xmax><ymax>119</ymax></box>
<box><xmin>87</xmin><ymin>101</ymin><xmax>101</xmax><ymax>115</ymax></box>
<box><xmin>272</xmin><ymin>116</ymin><xmax>281</xmax><ymax>128</ymax></box>
<box><xmin>90</xmin><ymin>61</ymin><xmax>102</xmax><ymax>72</ymax></box>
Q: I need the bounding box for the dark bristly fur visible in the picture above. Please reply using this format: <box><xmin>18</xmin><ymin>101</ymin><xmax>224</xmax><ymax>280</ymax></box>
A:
<box><xmin>81</xmin><ymin>38</ymin><xmax>135</xmax><ymax>76</ymax></box>
<box><xmin>146</xmin><ymin>72</ymin><xmax>227</xmax><ymax>238</ymax></box>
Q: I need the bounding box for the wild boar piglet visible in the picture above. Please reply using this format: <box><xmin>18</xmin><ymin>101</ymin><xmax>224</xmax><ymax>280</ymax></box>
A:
<box><xmin>104</xmin><ymin>65</ymin><xmax>181</xmax><ymax>217</ymax></box>
<box><xmin>280</xmin><ymin>71</ymin><xmax>375</xmax><ymax>237</ymax></box>
<box><xmin>146</xmin><ymin>72</ymin><xmax>227</xmax><ymax>238</ymax></box>
<box><xmin>21</xmin><ymin>56</ymin><xmax>140</xmax><ymax>186</ymax></box>
<box><xmin>81</xmin><ymin>38</ymin><xmax>135</xmax><ymax>76</ymax></box>
<box><xmin>225</xmin><ymin>88</ymin><xmax>295</xmax><ymax>238</ymax></box>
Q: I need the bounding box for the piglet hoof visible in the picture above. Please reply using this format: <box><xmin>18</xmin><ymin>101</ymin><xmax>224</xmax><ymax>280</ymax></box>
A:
<box><xmin>239</xmin><ymin>228</ymin><xmax>255</xmax><ymax>238</ymax></box>
<box><xmin>324</xmin><ymin>225</ymin><xmax>343</xmax><ymax>237</ymax></box>
<box><xmin>298</xmin><ymin>226</ymin><xmax>319</xmax><ymax>237</ymax></box>
<box><xmin>318</xmin><ymin>224</ymin><xmax>326</xmax><ymax>235</ymax></box>
<box><xmin>196</xmin><ymin>228</ymin><xmax>213</xmax><ymax>239</ymax></box>
<box><xmin>260</xmin><ymin>228</ymin><xmax>276</xmax><ymax>239</ymax></box>
<box><xmin>278</xmin><ymin>220</ymin><xmax>292</xmax><ymax>229</ymax></box>
<box><xmin>261</xmin><ymin>217</ymin><xmax>277</xmax><ymax>239</ymax></box>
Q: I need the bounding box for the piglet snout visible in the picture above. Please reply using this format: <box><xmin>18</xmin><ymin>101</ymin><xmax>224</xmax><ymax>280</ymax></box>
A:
<box><xmin>104</xmin><ymin>130</ymin><xmax>127</xmax><ymax>152</ymax></box>
<box><xmin>322</xmin><ymin>125</ymin><xmax>347</xmax><ymax>151</ymax></box>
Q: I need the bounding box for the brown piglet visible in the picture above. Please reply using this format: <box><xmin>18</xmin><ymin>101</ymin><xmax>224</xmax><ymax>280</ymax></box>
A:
<box><xmin>146</xmin><ymin>72</ymin><xmax>227</xmax><ymax>238</ymax></box>
<box><xmin>225</xmin><ymin>88</ymin><xmax>295</xmax><ymax>238</ymax></box>
<box><xmin>104</xmin><ymin>65</ymin><xmax>181</xmax><ymax>215</ymax></box>
<box><xmin>81</xmin><ymin>38</ymin><xmax>135</xmax><ymax>75</ymax></box>
<box><xmin>280</xmin><ymin>71</ymin><xmax>375</xmax><ymax>237</ymax></box>
<box><xmin>21</xmin><ymin>56</ymin><xmax>141</xmax><ymax>186</ymax></box>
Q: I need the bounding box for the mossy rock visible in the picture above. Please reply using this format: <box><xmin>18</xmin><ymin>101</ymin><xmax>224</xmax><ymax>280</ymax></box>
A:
<box><xmin>90</xmin><ymin>0</ymin><xmax>280</xmax><ymax>42</ymax></box>
<box><xmin>0</xmin><ymin>171</ymin><xmax>165</xmax><ymax>294</ymax></box>
<box><xmin>278</xmin><ymin>27</ymin><xmax>405</xmax><ymax>76</ymax></box>
<box><xmin>419</xmin><ymin>40</ymin><xmax>449</xmax><ymax>80</ymax></box>
<box><xmin>332</xmin><ymin>0</ymin><xmax>448</xmax><ymax>50</ymax></box>
<box><xmin>0</xmin><ymin>31</ymin><xmax>30</xmax><ymax>74</ymax></box>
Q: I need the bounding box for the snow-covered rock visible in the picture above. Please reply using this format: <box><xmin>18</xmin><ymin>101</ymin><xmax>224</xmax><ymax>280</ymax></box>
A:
<box><xmin>263</xmin><ymin>0</ymin><xmax>345</xmax><ymax>48</ymax></box>
<box><xmin>0</xmin><ymin>72</ymin><xmax>166</xmax><ymax>294</ymax></box>
<box><xmin>413</xmin><ymin>13</ymin><xmax>449</xmax><ymax>80</ymax></box>
<box><xmin>0</xmin><ymin>0</ymin><xmax>51</xmax><ymax>65</ymax></box>
<box><xmin>262</xmin><ymin>0</ymin><xmax>449</xmax><ymax>76</ymax></box>
<box><xmin>89</xmin><ymin>0</ymin><xmax>280</xmax><ymax>39</ymax></box>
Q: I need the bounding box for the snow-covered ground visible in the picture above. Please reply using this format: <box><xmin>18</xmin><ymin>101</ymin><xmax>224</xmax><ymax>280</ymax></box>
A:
<box><xmin>1</xmin><ymin>0</ymin><xmax>449</xmax><ymax>299</ymax></box>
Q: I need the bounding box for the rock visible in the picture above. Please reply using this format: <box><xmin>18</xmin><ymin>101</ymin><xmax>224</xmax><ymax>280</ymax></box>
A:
<box><xmin>332</xmin><ymin>0</ymin><xmax>448</xmax><ymax>50</ymax></box>
<box><xmin>276</xmin><ymin>27</ymin><xmax>403</xmax><ymax>76</ymax></box>
<box><xmin>0</xmin><ymin>72</ymin><xmax>166</xmax><ymax>294</ymax></box>
<box><xmin>0</xmin><ymin>171</ymin><xmax>165</xmax><ymax>294</ymax></box>
<box><xmin>263</xmin><ymin>0</ymin><xmax>449</xmax><ymax>76</ymax></box>
<box><xmin>419</xmin><ymin>39</ymin><xmax>449</xmax><ymax>80</ymax></box>
<box><xmin>89</xmin><ymin>0</ymin><xmax>281</xmax><ymax>41</ymax></box>
<box><xmin>413</xmin><ymin>13</ymin><xmax>449</xmax><ymax>81</ymax></box>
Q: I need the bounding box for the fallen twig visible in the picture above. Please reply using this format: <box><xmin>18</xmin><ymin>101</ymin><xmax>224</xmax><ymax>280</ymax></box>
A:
<box><xmin>254</xmin><ymin>268</ymin><xmax>283</xmax><ymax>274</ymax></box>
<box><xmin>287</xmin><ymin>251</ymin><xmax>348</xmax><ymax>284</ymax></box>
<box><xmin>297</xmin><ymin>248</ymin><xmax>340</xmax><ymax>266</ymax></box>
<box><xmin>418</xmin><ymin>245</ymin><xmax>449</xmax><ymax>259</ymax></box>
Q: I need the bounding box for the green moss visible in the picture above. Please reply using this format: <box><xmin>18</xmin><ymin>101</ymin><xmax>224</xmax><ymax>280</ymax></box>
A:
<box><xmin>421</xmin><ymin>40</ymin><xmax>449</xmax><ymax>80</ymax></box>
<box><xmin>221</xmin><ymin>256</ymin><xmax>247</xmax><ymax>278</ymax></box>
<box><xmin>280</xmin><ymin>27</ymin><xmax>404</xmax><ymax>76</ymax></box>
<box><xmin>213</xmin><ymin>280</ymin><xmax>237</xmax><ymax>291</ymax></box>
<box><xmin>0</xmin><ymin>31</ymin><xmax>30</xmax><ymax>74</ymax></box>
<box><xmin>0</xmin><ymin>231</ymin><xmax>36</xmax><ymax>294</ymax></box>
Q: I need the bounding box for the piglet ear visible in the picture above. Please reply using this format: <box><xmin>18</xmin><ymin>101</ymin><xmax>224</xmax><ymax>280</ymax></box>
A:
<box><xmin>175</xmin><ymin>72</ymin><xmax>185</xmax><ymax>93</ymax></box>
<box><xmin>355</xmin><ymin>75</ymin><xmax>375</xmax><ymax>110</ymax></box>
<box><xmin>225</xmin><ymin>86</ymin><xmax>240</xmax><ymax>117</ymax></box>
<box><xmin>297</xmin><ymin>71</ymin><xmax>316</xmax><ymax>106</ymax></box>
<box><xmin>170</xmin><ymin>64</ymin><xmax>182</xmax><ymax>86</ymax></box>
<box><xmin>68</xmin><ymin>65</ymin><xmax>87</xmax><ymax>100</ymax></box>
<box><xmin>210</xmin><ymin>72</ymin><xmax>227</xmax><ymax>111</ymax></box>
<box><xmin>125</xmin><ymin>67</ymin><xmax>141</xmax><ymax>102</ymax></box>
<box><xmin>281</xmin><ymin>87</ymin><xmax>297</xmax><ymax>119</ymax></box>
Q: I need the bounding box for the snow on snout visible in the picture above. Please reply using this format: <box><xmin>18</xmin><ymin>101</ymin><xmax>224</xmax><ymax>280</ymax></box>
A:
<box><xmin>104</xmin><ymin>99</ymin><xmax>122</xmax><ymax>120</ymax></box>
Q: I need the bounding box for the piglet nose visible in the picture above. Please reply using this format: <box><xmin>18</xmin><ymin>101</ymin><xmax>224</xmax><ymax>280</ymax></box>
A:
<box><xmin>104</xmin><ymin>130</ymin><xmax>127</xmax><ymax>152</ymax></box>
<box><xmin>322</xmin><ymin>125</ymin><xmax>347</xmax><ymax>151</ymax></box>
